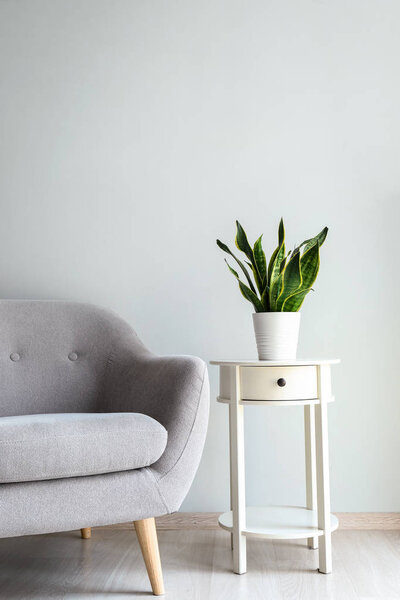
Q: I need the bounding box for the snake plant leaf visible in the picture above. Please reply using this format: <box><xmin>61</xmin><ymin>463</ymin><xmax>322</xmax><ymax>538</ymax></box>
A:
<box><xmin>267</xmin><ymin>246</ymin><xmax>279</xmax><ymax>286</ymax></box>
<box><xmin>276</xmin><ymin>251</ymin><xmax>302</xmax><ymax>310</ymax></box>
<box><xmin>216</xmin><ymin>239</ymin><xmax>257</xmax><ymax>294</ymax></box>
<box><xmin>269</xmin><ymin>270</ymin><xmax>283</xmax><ymax>311</ymax></box>
<box><xmin>252</xmin><ymin>267</ymin><xmax>263</xmax><ymax>296</ymax></box>
<box><xmin>278</xmin><ymin>218</ymin><xmax>285</xmax><ymax>246</ymax></box>
<box><xmin>282</xmin><ymin>287</ymin><xmax>313</xmax><ymax>312</ymax></box>
<box><xmin>268</xmin><ymin>219</ymin><xmax>286</xmax><ymax>286</ymax></box>
<box><xmin>224</xmin><ymin>259</ymin><xmax>240</xmax><ymax>280</ymax></box>
<box><xmin>224</xmin><ymin>259</ymin><xmax>264</xmax><ymax>312</ymax></box>
<box><xmin>281</xmin><ymin>243</ymin><xmax>320</xmax><ymax>311</ymax></box>
<box><xmin>303</xmin><ymin>226</ymin><xmax>328</xmax><ymax>253</ymax></box>
<box><xmin>253</xmin><ymin>235</ymin><xmax>267</xmax><ymax>286</ymax></box>
<box><xmin>218</xmin><ymin>218</ymin><xmax>327</xmax><ymax>314</ymax></box>
<box><xmin>299</xmin><ymin>241</ymin><xmax>320</xmax><ymax>289</ymax></box>
<box><xmin>238</xmin><ymin>281</ymin><xmax>264</xmax><ymax>312</ymax></box>
<box><xmin>235</xmin><ymin>221</ymin><xmax>254</xmax><ymax>262</ymax></box>
<box><xmin>269</xmin><ymin>241</ymin><xmax>285</xmax><ymax>288</ymax></box>
<box><xmin>293</xmin><ymin>226</ymin><xmax>328</xmax><ymax>256</ymax></box>
<box><xmin>235</xmin><ymin>222</ymin><xmax>264</xmax><ymax>293</ymax></box>
<box><xmin>261</xmin><ymin>285</ymin><xmax>270</xmax><ymax>311</ymax></box>
<box><xmin>279</xmin><ymin>250</ymin><xmax>292</xmax><ymax>274</ymax></box>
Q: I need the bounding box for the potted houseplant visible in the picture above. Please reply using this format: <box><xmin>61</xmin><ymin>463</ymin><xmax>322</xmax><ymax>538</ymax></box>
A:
<box><xmin>216</xmin><ymin>219</ymin><xmax>328</xmax><ymax>360</ymax></box>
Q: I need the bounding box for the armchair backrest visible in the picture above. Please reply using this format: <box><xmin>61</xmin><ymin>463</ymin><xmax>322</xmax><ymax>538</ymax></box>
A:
<box><xmin>0</xmin><ymin>300</ymin><xmax>144</xmax><ymax>417</ymax></box>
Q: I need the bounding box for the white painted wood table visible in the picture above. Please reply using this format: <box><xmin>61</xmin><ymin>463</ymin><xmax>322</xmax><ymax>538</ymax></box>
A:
<box><xmin>210</xmin><ymin>359</ymin><xmax>340</xmax><ymax>576</ymax></box>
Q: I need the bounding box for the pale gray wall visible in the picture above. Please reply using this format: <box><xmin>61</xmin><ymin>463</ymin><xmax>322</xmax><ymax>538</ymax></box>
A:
<box><xmin>0</xmin><ymin>0</ymin><xmax>399</xmax><ymax>512</ymax></box>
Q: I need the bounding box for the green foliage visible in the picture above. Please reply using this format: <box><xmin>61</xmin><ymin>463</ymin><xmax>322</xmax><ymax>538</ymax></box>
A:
<box><xmin>216</xmin><ymin>220</ymin><xmax>328</xmax><ymax>312</ymax></box>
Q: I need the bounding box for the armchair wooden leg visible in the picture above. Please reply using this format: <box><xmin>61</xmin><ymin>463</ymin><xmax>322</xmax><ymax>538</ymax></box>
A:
<box><xmin>134</xmin><ymin>517</ymin><xmax>165</xmax><ymax>596</ymax></box>
<box><xmin>80</xmin><ymin>528</ymin><xmax>91</xmax><ymax>539</ymax></box>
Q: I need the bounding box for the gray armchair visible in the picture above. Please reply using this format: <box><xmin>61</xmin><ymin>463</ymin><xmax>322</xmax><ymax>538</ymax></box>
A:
<box><xmin>0</xmin><ymin>300</ymin><xmax>209</xmax><ymax>595</ymax></box>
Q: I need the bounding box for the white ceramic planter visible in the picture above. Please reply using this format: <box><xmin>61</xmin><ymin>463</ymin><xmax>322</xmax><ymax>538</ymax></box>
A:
<box><xmin>252</xmin><ymin>312</ymin><xmax>301</xmax><ymax>360</ymax></box>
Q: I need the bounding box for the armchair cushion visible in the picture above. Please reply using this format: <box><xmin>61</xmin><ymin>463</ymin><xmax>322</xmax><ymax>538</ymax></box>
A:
<box><xmin>0</xmin><ymin>412</ymin><xmax>167</xmax><ymax>483</ymax></box>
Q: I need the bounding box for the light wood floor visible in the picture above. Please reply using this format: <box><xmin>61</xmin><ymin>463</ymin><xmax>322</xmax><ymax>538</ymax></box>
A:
<box><xmin>0</xmin><ymin>529</ymin><xmax>399</xmax><ymax>599</ymax></box>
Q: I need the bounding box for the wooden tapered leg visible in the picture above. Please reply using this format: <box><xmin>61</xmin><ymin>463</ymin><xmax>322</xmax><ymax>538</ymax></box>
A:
<box><xmin>134</xmin><ymin>517</ymin><xmax>165</xmax><ymax>596</ymax></box>
<box><xmin>80</xmin><ymin>528</ymin><xmax>91</xmax><ymax>539</ymax></box>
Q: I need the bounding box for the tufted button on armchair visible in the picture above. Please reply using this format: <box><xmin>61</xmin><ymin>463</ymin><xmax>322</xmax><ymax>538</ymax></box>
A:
<box><xmin>0</xmin><ymin>300</ymin><xmax>209</xmax><ymax>596</ymax></box>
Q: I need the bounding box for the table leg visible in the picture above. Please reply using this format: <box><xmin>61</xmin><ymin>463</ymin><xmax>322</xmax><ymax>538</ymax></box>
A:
<box><xmin>315</xmin><ymin>365</ymin><xmax>332</xmax><ymax>574</ymax></box>
<box><xmin>228</xmin><ymin>403</ymin><xmax>233</xmax><ymax>551</ymax></box>
<box><xmin>304</xmin><ymin>404</ymin><xmax>318</xmax><ymax>550</ymax></box>
<box><xmin>230</xmin><ymin>366</ymin><xmax>246</xmax><ymax>574</ymax></box>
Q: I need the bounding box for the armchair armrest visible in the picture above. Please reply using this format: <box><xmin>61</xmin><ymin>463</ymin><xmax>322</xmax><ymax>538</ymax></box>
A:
<box><xmin>102</xmin><ymin>338</ymin><xmax>209</xmax><ymax>513</ymax></box>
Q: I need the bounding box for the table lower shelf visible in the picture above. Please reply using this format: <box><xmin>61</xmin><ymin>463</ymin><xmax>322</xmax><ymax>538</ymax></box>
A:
<box><xmin>218</xmin><ymin>506</ymin><xmax>339</xmax><ymax>540</ymax></box>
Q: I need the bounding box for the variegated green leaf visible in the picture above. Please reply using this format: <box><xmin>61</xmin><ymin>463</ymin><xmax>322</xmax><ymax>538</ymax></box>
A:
<box><xmin>269</xmin><ymin>270</ymin><xmax>283</xmax><ymax>311</ymax></box>
<box><xmin>224</xmin><ymin>259</ymin><xmax>240</xmax><ymax>279</ymax></box>
<box><xmin>269</xmin><ymin>242</ymin><xmax>285</xmax><ymax>288</ymax></box>
<box><xmin>293</xmin><ymin>226</ymin><xmax>328</xmax><ymax>256</ymax></box>
<box><xmin>276</xmin><ymin>251</ymin><xmax>302</xmax><ymax>310</ymax></box>
<box><xmin>279</xmin><ymin>250</ymin><xmax>291</xmax><ymax>274</ymax></box>
<box><xmin>239</xmin><ymin>281</ymin><xmax>264</xmax><ymax>312</ymax></box>
<box><xmin>235</xmin><ymin>221</ymin><xmax>264</xmax><ymax>293</ymax></box>
<box><xmin>269</xmin><ymin>218</ymin><xmax>285</xmax><ymax>285</ymax></box>
<box><xmin>278</xmin><ymin>218</ymin><xmax>285</xmax><ymax>246</ymax></box>
<box><xmin>303</xmin><ymin>226</ymin><xmax>328</xmax><ymax>253</ymax></box>
<box><xmin>267</xmin><ymin>218</ymin><xmax>285</xmax><ymax>286</ymax></box>
<box><xmin>261</xmin><ymin>285</ymin><xmax>270</xmax><ymax>311</ymax></box>
<box><xmin>282</xmin><ymin>287</ymin><xmax>313</xmax><ymax>312</ymax></box>
<box><xmin>281</xmin><ymin>243</ymin><xmax>320</xmax><ymax>311</ymax></box>
<box><xmin>235</xmin><ymin>220</ymin><xmax>254</xmax><ymax>262</ymax></box>
<box><xmin>253</xmin><ymin>235</ymin><xmax>267</xmax><ymax>287</ymax></box>
<box><xmin>216</xmin><ymin>239</ymin><xmax>257</xmax><ymax>294</ymax></box>
<box><xmin>267</xmin><ymin>245</ymin><xmax>279</xmax><ymax>286</ymax></box>
<box><xmin>224</xmin><ymin>260</ymin><xmax>264</xmax><ymax>312</ymax></box>
<box><xmin>218</xmin><ymin>218</ymin><xmax>327</xmax><ymax>314</ymax></box>
<box><xmin>300</xmin><ymin>241</ymin><xmax>320</xmax><ymax>289</ymax></box>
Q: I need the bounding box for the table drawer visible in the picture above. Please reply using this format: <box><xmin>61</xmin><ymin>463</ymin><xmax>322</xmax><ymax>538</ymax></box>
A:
<box><xmin>220</xmin><ymin>365</ymin><xmax>318</xmax><ymax>401</ymax></box>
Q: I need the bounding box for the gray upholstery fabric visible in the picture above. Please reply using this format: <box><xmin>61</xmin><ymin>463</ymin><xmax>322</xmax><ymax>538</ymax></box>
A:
<box><xmin>0</xmin><ymin>412</ymin><xmax>167</xmax><ymax>483</ymax></box>
<box><xmin>0</xmin><ymin>469</ymin><xmax>166</xmax><ymax>539</ymax></box>
<box><xmin>0</xmin><ymin>300</ymin><xmax>209</xmax><ymax>538</ymax></box>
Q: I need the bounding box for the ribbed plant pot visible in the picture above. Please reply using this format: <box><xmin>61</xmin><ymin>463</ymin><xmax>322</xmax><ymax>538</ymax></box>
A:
<box><xmin>252</xmin><ymin>312</ymin><xmax>301</xmax><ymax>360</ymax></box>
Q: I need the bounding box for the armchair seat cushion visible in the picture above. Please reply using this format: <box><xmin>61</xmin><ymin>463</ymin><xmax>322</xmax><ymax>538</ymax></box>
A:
<box><xmin>0</xmin><ymin>412</ymin><xmax>168</xmax><ymax>483</ymax></box>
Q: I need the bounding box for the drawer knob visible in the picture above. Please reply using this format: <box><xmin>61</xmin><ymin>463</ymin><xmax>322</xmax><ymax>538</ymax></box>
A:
<box><xmin>277</xmin><ymin>378</ymin><xmax>286</xmax><ymax>387</ymax></box>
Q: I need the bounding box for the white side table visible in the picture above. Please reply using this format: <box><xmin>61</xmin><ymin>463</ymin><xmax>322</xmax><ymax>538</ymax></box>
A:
<box><xmin>210</xmin><ymin>358</ymin><xmax>340</xmax><ymax>575</ymax></box>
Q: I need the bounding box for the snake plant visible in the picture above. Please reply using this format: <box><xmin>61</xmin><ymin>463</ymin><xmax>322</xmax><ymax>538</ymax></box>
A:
<box><xmin>216</xmin><ymin>219</ymin><xmax>328</xmax><ymax>312</ymax></box>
